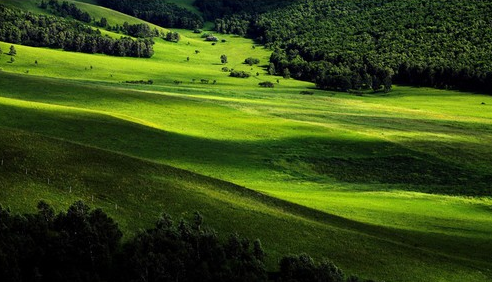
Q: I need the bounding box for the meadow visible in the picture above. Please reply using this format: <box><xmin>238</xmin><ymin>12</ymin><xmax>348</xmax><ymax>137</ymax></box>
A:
<box><xmin>0</xmin><ymin>1</ymin><xmax>492</xmax><ymax>281</ymax></box>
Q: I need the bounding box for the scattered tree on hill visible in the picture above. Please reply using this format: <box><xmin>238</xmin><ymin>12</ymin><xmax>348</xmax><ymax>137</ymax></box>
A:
<box><xmin>97</xmin><ymin>0</ymin><xmax>204</xmax><ymax>29</ymax></box>
<box><xmin>165</xmin><ymin>31</ymin><xmax>181</xmax><ymax>43</ymax></box>
<box><xmin>245</xmin><ymin>57</ymin><xmax>260</xmax><ymax>66</ymax></box>
<box><xmin>9</xmin><ymin>45</ymin><xmax>16</xmax><ymax>56</ymax></box>
<box><xmin>9</xmin><ymin>57</ymin><xmax>15</xmax><ymax>63</ymax></box>
<box><xmin>40</xmin><ymin>0</ymin><xmax>91</xmax><ymax>23</ymax></box>
<box><xmin>98</xmin><ymin>17</ymin><xmax>108</xmax><ymax>27</ymax></box>
<box><xmin>230</xmin><ymin>70</ymin><xmax>251</xmax><ymax>78</ymax></box>
<box><xmin>0</xmin><ymin>6</ymin><xmax>155</xmax><ymax>58</ymax></box>
<box><xmin>221</xmin><ymin>54</ymin><xmax>228</xmax><ymax>64</ymax></box>
<box><xmin>259</xmin><ymin>81</ymin><xmax>274</xmax><ymax>88</ymax></box>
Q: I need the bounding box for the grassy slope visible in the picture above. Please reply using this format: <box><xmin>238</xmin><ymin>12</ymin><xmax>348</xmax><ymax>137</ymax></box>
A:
<box><xmin>0</xmin><ymin>1</ymin><xmax>492</xmax><ymax>281</ymax></box>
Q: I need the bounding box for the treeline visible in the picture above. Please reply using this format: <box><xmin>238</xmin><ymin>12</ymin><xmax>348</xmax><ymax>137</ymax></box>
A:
<box><xmin>209</xmin><ymin>0</ymin><xmax>492</xmax><ymax>94</ymax></box>
<box><xmin>194</xmin><ymin>0</ymin><xmax>295</xmax><ymax>21</ymax></box>
<box><xmin>0</xmin><ymin>201</ymin><xmax>375</xmax><ymax>282</ymax></box>
<box><xmin>97</xmin><ymin>0</ymin><xmax>203</xmax><ymax>29</ymax></box>
<box><xmin>40</xmin><ymin>0</ymin><xmax>91</xmax><ymax>23</ymax></box>
<box><xmin>0</xmin><ymin>5</ymin><xmax>154</xmax><ymax>58</ymax></box>
<box><xmin>39</xmin><ymin>1</ymin><xmax>161</xmax><ymax>39</ymax></box>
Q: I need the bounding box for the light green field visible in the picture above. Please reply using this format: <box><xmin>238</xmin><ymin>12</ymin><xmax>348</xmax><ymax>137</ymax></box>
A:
<box><xmin>0</xmin><ymin>1</ymin><xmax>492</xmax><ymax>282</ymax></box>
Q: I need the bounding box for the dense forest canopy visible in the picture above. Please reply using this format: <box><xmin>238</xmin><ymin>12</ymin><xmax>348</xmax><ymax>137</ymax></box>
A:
<box><xmin>0</xmin><ymin>5</ymin><xmax>154</xmax><ymax>58</ymax></box>
<box><xmin>97</xmin><ymin>0</ymin><xmax>203</xmax><ymax>29</ymax></box>
<box><xmin>193</xmin><ymin>0</ymin><xmax>296</xmax><ymax>21</ymax></box>
<box><xmin>208</xmin><ymin>0</ymin><xmax>492</xmax><ymax>93</ymax></box>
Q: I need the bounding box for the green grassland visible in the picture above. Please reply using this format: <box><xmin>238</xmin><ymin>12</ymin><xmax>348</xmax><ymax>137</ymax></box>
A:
<box><xmin>1</xmin><ymin>1</ymin><xmax>492</xmax><ymax>282</ymax></box>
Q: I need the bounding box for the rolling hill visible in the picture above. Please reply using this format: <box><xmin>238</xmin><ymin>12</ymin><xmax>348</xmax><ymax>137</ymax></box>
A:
<box><xmin>0</xmin><ymin>1</ymin><xmax>491</xmax><ymax>281</ymax></box>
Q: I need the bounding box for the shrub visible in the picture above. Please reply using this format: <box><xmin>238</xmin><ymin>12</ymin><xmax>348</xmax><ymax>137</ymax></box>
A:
<box><xmin>259</xmin><ymin>81</ymin><xmax>275</xmax><ymax>88</ymax></box>
<box><xmin>300</xmin><ymin>91</ymin><xmax>314</xmax><ymax>95</ymax></box>
<box><xmin>230</xmin><ymin>70</ymin><xmax>251</xmax><ymax>78</ymax></box>
<box><xmin>245</xmin><ymin>57</ymin><xmax>260</xmax><ymax>65</ymax></box>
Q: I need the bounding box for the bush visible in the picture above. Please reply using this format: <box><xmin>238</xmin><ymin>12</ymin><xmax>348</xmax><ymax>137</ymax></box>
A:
<box><xmin>125</xmin><ymin>80</ymin><xmax>154</xmax><ymax>85</ymax></box>
<box><xmin>230</xmin><ymin>70</ymin><xmax>251</xmax><ymax>78</ymax></box>
<box><xmin>222</xmin><ymin>67</ymin><xmax>230</xmax><ymax>72</ymax></box>
<box><xmin>259</xmin><ymin>81</ymin><xmax>275</xmax><ymax>88</ymax></box>
<box><xmin>245</xmin><ymin>57</ymin><xmax>260</xmax><ymax>65</ymax></box>
<box><xmin>300</xmin><ymin>91</ymin><xmax>314</xmax><ymax>95</ymax></box>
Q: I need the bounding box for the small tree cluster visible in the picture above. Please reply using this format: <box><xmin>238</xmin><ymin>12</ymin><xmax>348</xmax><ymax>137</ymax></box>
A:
<box><xmin>0</xmin><ymin>6</ymin><xmax>155</xmax><ymax>58</ymax></box>
<box><xmin>230</xmin><ymin>70</ymin><xmax>251</xmax><ymax>78</ymax></box>
<box><xmin>245</xmin><ymin>57</ymin><xmax>260</xmax><ymax>66</ymax></box>
<box><xmin>220</xmin><ymin>54</ymin><xmax>228</xmax><ymax>64</ymax></box>
<box><xmin>165</xmin><ymin>31</ymin><xmax>181</xmax><ymax>43</ymax></box>
<box><xmin>259</xmin><ymin>81</ymin><xmax>274</xmax><ymax>88</ymax></box>
<box><xmin>40</xmin><ymin>0</ymin><xmax>91</xmax><ymax>23</ymax></box>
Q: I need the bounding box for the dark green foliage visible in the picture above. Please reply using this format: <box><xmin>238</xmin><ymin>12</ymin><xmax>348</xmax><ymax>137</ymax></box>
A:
<box><xmin>283</xmin><ymin>68</ymin><xmax>291</xmax><ymax>79</ymax></box>
<box><xmin>0</xmin><ymin>201</ymin><xmax>374</xmax><ymax>282</ymax></box>
<box><xmin>300</xmin><ymin>91</ymin><xmax>314</xmax><ymax>95</ymax></box>
<box><xmin>8</xmin><ymin>45</ymin><xmax>16</xmax><ymax>56</ymax></box>
<box><xmin>245</xmin><ymin>57</ymin><xmax>260</xmax><ymax>66</ymax></box>
<box><xmin>41</xmin><ymin>0</ymin><xmax>91</xmax><ymax>23</ymax></box>
<box><xmin>0</xmin><ymin>201</ymin><xmax>122</xmax><ymax>282</ymax></box>
<box><xmin>98</xmin><ymin>17</ymin><xmax>108</xmax><ymax>28</ymax></box>
<box><xmin>259</xmin><ymin>81</ymin><xmax>274</xmax><ymax>88</ymax></box>
<box><xmin>0</xmin><ymin>5</ymin><xmax>154</xmax><ymax>58</ymax></box>
<box><xmin>230</xmin><ymin>70</ymin><xmax>251</xmax><ymax>78</ymax></box>
<box><xmin>40</xmin><ymin>1</ymin><xmax>157</xmax><ymax>39</ymax></box>
<box><xmin>123</xmin><ymin>22</ymin><xmax>156</xmax><ymax>38</ymax></box>
<box><xmin>278</xmin><ymin>254</ymin><xmax>344</xmax><ymax>282</ymax></box>
<box><xmin>206</xmin><ymin>0</ymin><xmax>492</xmax><ymax>94</ymax></box>
<box><xmin>117</xmin><ymin>214</ymin><xmax>267</xmax><ymax>282</ymax></box>
<box><xmin>125</xmin><ymin>80</ymin><xmax>154</xmax><ymax>85</ymax></box>
<box><xmin>97</xmin><ymin>0</ymin><xmax>203</xmax><ymax>29</ymax></box>
<box><xmin>268</xmin><ymin>63</ymin><xmax>276</xmax><ymax>75</ymax></box>
<box><xmin>194</xmin><ymin>0</ymin><xmax>295</xmax><ymax>21</ymax></box>
<box><xmin>165</xmin><ymin>31</ymin><xmax>181</xmax><ymax>43</ymax></box>
<box><xmin>221</xmin><ymin>54</ymin><xmax>228</xmax><ymax>64</ymax></box>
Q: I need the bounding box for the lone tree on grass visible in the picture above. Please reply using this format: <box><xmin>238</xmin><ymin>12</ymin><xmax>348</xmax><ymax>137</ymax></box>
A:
<box><xmin>9</xmin><ymin>45</ymin><xmax>16</xmax><ymax>56</ymax></box>
<box><xmin>220</xmin><ymin>54</ymin><xmax>228</xmax><ymax>64</ymax></box>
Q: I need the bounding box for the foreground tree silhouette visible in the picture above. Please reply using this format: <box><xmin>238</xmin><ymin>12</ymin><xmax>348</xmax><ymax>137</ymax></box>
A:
<box><xmin>117</xmin><ymin>213</ymin><xmax>267</xmax><ymax>282</ymax></box>
<box><xmin>0</xmin><ymin>202</ymin><xmax>375</xmax><ymax>282</ymax></box>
